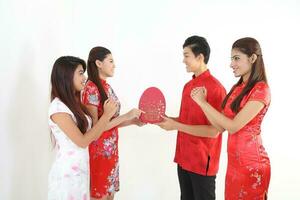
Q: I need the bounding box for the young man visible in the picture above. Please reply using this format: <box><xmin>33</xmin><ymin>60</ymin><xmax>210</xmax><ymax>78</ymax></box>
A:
<box><xmin>157</xmin><ymin>36</ymin><xmax>226</xmax><ymax>200</ymax></box>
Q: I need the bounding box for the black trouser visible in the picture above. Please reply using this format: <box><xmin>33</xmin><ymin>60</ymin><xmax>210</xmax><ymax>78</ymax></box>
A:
<box><xmin>177</xmin><ymin>165</ymin><xmax>216</xmax><ymax>200</ymax></box>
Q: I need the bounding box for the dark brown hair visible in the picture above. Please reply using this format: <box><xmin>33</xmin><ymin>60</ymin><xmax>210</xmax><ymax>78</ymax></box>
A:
<box><xmin>222</xmin><ymin>37</ymin><xmax>268</xmax><ymax>113</ymax></box>
<box><xmin>87</xmin><ymin>47</ymin><xmax>111</xmax><ymax>106</ymax></box>
<box><xmin>50</xmin><ymin>56</ymin><xmax>90</xmax><ymax>133</ymax></box>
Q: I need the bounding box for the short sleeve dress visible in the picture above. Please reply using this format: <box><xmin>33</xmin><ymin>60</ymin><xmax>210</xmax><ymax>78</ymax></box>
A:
<box><xmin>48</xmin><ymin>97</ymin><xmax>91</xmax><ymax>200</ymax></box>
<box><xmin>82</xmin><ymin>80</ymin><xmax>121</xmax><ymax>198</ymax></box>
<box><xmin>223</xmin><ymin>81</ymin><xmax>271</xmax><ymax>199</ymax></box>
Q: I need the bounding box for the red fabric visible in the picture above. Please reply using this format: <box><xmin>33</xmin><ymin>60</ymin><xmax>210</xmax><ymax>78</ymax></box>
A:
<box><xmin>174</xmin><ymin>70</ymin><xmax>226</xmax><ymax>176</ymax></box>
<box><xmin>224</xmin><ymin>81</ymin><xmax>271</xmax><ymax>199</ymax></box>
<box><xmin>82</xmin><ymin>80</ymin><xmax>120</xmax><ymax>198</ymax></box>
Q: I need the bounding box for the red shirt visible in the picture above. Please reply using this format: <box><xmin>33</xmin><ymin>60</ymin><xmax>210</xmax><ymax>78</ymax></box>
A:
<box><xmin>174</xmin><ymin>70</ymin><xmax>226</xmax><ymax>176</ymax></box>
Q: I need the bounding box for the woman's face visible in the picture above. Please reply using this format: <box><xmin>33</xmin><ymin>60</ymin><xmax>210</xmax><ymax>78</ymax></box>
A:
<box><xmin>98</xmin><ymin>54</ymin><xmax>115</xmax><ymax>78</ymax></box>
<box><xmin>182</xmin><ymin>47</ymin><xmax>201</xmax><ymax>73</ymax></box>
<box><xmin>230</xmin><ymin>48</ymin><xmax>252</xmax><ymax>80</ymax></box>
<box><xmin>73</xmin><ymin>64</ymin><xmax>86</xmax><ymax>92</ymax></box>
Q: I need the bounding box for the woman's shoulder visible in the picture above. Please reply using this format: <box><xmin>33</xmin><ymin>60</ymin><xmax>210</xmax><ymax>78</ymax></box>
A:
<box><xmin>49</xmin><ymin>97</ymin><xmax>63</xmax><ymax>109</ymax></box>
<box><xmin>84</xmin><ymin>80</ymin><xmax>99</xmax><ymax>92</ymax></box>
<box><xmin>49</xmin><ymin>97</ymin><xmax>73</xmax><ymax>116</ymax></box>
<box><xmin>248</xmin><ymin>81</ymin><xmax>271</xmax><ymax>105</ymax></box>
<box><xmin>253</xmin><ymin>81</ymin><xmax>269</xmax><ymax>89</ymax></box>
<box><xmin>86</xmin><ymin>80</ymin><xmax>97</xmax><ymax>87</ymax></box>
<box><xmin>250</xmin><ymin>81</ymin><xmax>270</xmax><ymax>96</ymax></box>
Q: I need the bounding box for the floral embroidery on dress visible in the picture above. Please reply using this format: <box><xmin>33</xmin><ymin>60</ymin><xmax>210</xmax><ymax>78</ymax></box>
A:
<box><xmin>247</xmin><ymin>166</ymin><xmax>262</xmax><ymax>189</ymax></box>
<box><xmin>224</xmin><ymin>82</ymin><xmax>271</xmax><ymax>199</ymax></box>
<box><xmin>88</xmin><ymin>94</ymin><xmax>99</xmax><ymax>105</ymax></box>
<box><xmin>107</xmin><ymin>162</ymin><xmax>120</xmax><ymax>193</ymax></box>
<box><xmin>48</xmin><ymin>98</ymin><xmax>91</xmax><ymax>200</ymax></box>
<box><xmin>107</xmin><ymin>86</ymin><xmax>120</xmax><ymax>117</ymax></box>
<box><xmin>101</xmin><ymin>131</ymin><xmax>118</xmax><ymax>158</ymax></box>
<box><xmin>238</xmin><ymin>187</ymin><xmax>248</xmax><ymax>199</ymax></box>
<box><xmin>82</xmin><ymin>80</ymin><xmax>121</xmax><ymax>198</ymax></box>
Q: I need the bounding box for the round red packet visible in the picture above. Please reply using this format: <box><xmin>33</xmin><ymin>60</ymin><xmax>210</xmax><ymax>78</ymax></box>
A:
<box><xmin>138</xmin><ymin>87</ymin><xmax>166</xmax><ymax>124</ymax></box>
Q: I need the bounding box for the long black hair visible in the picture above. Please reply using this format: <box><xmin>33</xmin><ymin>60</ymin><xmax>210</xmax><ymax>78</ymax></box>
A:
<box><xmin>222</xmin><ymin>37</ymin><xmax>268</xmax><ymax>113</ymax></box>
<box><xmin>51</xmin><ymin>56</ymin><xmax>90</xmax><ymax>133</ymax></box>
<box><xmin>87</xmin><ymin>47</ymin><xmax>111</xmax><ymax>106</ymax></box>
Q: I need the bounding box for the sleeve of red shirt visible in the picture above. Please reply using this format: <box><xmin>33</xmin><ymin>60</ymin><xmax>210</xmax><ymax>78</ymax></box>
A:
<box><xmin>248</xmin><ymin>82</ymin><xmax>271</xmax><ymax>106</ymax></box>
<box><xmin>204</xmin><ymin>84</ymin><xmax>226</xmax><ymax>126</ymax></box>
<box><xmin>207</xmin><ymin>84</ymin><xmax>226</xmax><ymax>112</ymax></box>
<box><xmin>82</xmin><ymin>82</ymin><xmax>101</xmax><ymax>107</ymax></box>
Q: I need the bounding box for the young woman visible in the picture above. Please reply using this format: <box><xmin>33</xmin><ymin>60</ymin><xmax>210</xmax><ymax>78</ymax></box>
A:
<box><xmin>82</xmin><ymin>47</ymin><xmax>143</xmax><ymax>200</ymax></box>
<box><xmin>191</xmin><ymin>37</ymin><xmax>271</xmax><ymax>199</ymax></box>
<box><xmin>48</xmin><ymin>56</ymin><xmax>118</xmax><ymax>200</ymax></box>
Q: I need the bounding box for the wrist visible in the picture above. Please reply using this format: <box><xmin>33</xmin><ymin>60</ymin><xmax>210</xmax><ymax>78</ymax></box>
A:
<box><xmin>125</xmin><ymin>112</ymin><xmax>131</xmax><ymax>120</ymax></box>
<box><xmin>101</xmin><ymin>113</ymin><xmax>111</xmax><ymax>122</ymax></box>
<box><xmin>173</xmin><ymin>121</ymin><xmax>180</xmax><ymax>131</ymax></box>
<box><xmin>198</xmin><ymin>100</ymin><xmax>207</xmax><ymax>106</ymax></box>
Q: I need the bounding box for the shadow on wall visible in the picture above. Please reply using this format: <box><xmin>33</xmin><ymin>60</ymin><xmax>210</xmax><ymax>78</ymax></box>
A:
<box><xmin>7</xmin><ymin>43</ymin><xmax>53</xmax><ymax>200</ymax></box>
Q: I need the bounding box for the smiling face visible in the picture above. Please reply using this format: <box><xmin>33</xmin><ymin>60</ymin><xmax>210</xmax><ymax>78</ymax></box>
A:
<box><xmin>230</xmin><ymin>48</ymin><xmax>254</xmax><ymax>81</ymax></box>
<box><xmin>73</xmin><ymin>64</ymin><xmax>86</xmax><ymax>92</ymax></box>
<box><xmin>97</xmin><ymin>54</ymin><xmax>115</xmax><ymax>79</ymax></box>
<box><xmin>183</xmin><ymin>47</ymin><xmax>202</xmax><ymax>74</ymax></box>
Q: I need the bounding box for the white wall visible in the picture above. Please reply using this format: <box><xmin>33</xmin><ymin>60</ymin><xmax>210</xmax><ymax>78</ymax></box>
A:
<box><xmin>0</xmin><ymin>0</ymin><xmax>299</xmax><ymax>199</ymax></box>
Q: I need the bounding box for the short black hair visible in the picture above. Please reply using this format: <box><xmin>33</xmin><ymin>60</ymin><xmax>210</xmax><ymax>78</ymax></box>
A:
<box><xmin>183</xmin><ymin>36</ymin><xmax>210</xmax><ymax>64</ymax></box>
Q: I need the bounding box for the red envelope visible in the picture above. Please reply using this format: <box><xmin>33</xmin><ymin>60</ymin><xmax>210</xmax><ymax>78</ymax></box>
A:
<box><xmin>139</xmin><ymin>87</ymin><xmax>166</xmax><ymax>123</ymax></box>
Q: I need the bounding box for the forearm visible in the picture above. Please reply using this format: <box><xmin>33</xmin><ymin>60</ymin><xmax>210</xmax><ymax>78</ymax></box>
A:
<box><xmin>173</xmin><ymin>121</ymin><xmax>220</xmax><ymax>138</ymax></box>
<box><xmin>91</xmin><ymin>113</ymin><xmax>127</xmax><ymax>130</ymax></box>
<box><xmin>118</xmin><ymin>119</ymin><xmax>134</xmax><ymax>128</ymax></box>
<box><xmin>105</xmin><ymin>114</ymin><xmax>129</xmax><ymax>130</ymax></box>
<box><xmin>170</xmin><ymin>117</ymin><xmax>179</xmax><ymax>121</ymax></box>
<box><xmin>200</xmin><ymin>102</ymin><xmax>235</xmax><ymax>133</ymax></box>
<box><xmin>201</xmin><ymin>111</ymin><xmax>224</xmax><ymax>132</ymax></box>
<box><xmin>83</xmin><ymin>115</ymin><xmax>110</xmax><ymax>147</ymax></box>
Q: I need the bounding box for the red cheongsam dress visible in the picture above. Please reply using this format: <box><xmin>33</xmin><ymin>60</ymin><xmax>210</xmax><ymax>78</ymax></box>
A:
<box><xmin>82</xmin><ymin>79</ymin><xmax>121</xmax><ymax>198</ymax></box>
<box><xmin>223</xmin><ymin>81</ymin><xmax>271</xmax><ymax>200</ymax></box>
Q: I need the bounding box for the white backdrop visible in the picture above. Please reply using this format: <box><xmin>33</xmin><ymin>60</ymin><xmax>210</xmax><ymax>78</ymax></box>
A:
<box><xmin>1</xmin><ymin>0</ymin><xmax>300</xmax><ymax>199</ymax></box>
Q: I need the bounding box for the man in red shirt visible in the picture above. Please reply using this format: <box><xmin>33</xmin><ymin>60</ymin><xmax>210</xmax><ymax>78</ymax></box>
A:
<box><xmin>157</xmin><ymin>36</ymin><xmax>226</xmax><ymax>200</ymax></box>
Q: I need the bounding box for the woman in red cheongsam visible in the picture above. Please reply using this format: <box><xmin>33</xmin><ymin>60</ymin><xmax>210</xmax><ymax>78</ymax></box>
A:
<box><xmin>82</xmin><ymin>46</ymin><xmax>143</xmax><ymax>200</ymax></box>
<box><xmin>190</xmin><ymin>37</ymin><xmax>271</xmax><ymax>199</ymax></box>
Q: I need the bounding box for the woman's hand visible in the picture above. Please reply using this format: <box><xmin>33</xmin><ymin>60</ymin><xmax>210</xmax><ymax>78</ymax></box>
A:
<box><xmin>131</xmin><ymin>117</ymin><xmax>147</xmax><ymax>127</ymax></box>
<box><xmin>191</xmin><ymin>87</ymin><xmax>207</xmax><ymax>105</ymax></box>
<box><xmin>102</xmin><ymin>98</ymin><xmax>118</xmax><ymax>119</ymax></box>
<box><xmin>126</xmin><ymin>108</ymin><xmax>144</xmax><ymax>120</ymax></box>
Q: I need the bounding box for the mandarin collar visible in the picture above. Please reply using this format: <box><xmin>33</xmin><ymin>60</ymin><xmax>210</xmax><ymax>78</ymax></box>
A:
<box><xmin>192</xmin><ymin>69</ymin><xmax>210</xmax><ymax>80</ymax></box>
<box><xmin>100</xmin><ymin>78</ymin><xmax>107</xmax><ymax>85</ymax></box>
<box><xmin>238</xmin><ymin>80</ymin><xmax>248</xmax><ymax>88</ymax></box>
